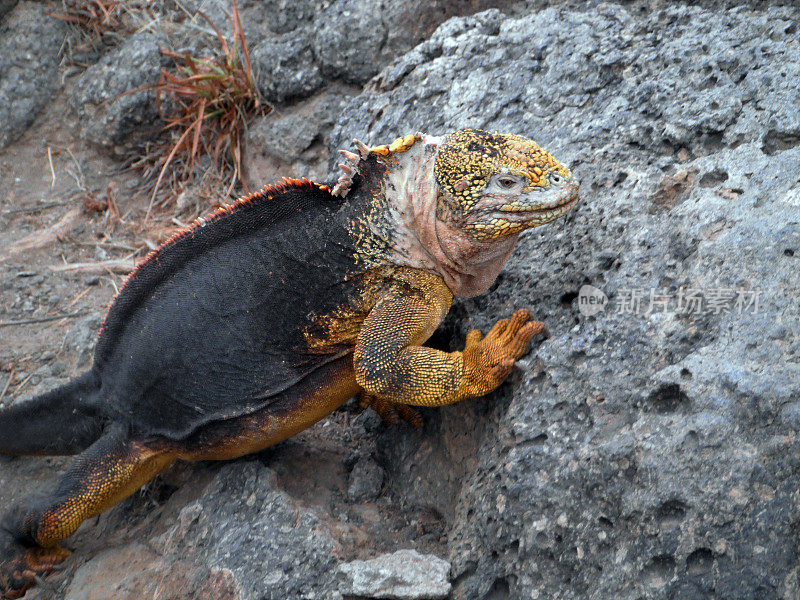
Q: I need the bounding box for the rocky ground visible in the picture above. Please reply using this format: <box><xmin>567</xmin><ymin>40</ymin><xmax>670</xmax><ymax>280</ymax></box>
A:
<box><xmin>1</xmin><ymin>0</ymin><xmax>799</xmax><ymax>599</ymax></box>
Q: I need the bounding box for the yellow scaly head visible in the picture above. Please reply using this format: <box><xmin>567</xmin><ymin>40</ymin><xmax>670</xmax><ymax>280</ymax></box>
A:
<box><xmin>433</xmin><ymin>128</ymin><xmax>580</xmax><ymax>240</ymax></box>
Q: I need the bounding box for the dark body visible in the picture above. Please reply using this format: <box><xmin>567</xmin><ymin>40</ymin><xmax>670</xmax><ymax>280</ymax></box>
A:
<box><xmin>0</xmin><ymin>170</ymin><xmax>396</xmax><ymax>599</ymax></box>
<box><xmin>98</xmin><ymin>181</ymin><xmax>368</xmax><ymax>440</ymax></box>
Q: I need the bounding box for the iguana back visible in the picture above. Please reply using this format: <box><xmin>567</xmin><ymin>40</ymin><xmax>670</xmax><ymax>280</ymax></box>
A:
<box><xmin>95</xmin><ymin>179</ymin><xmax>365</xmax><ymax>439</ymax></box>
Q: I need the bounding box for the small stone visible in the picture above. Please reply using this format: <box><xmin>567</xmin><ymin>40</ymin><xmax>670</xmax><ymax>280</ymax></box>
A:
<box><xmin>85</xmin><ymin>275</ymin><xmax>100</xmax><ymax>286</ymax></box>
<box><xmin>347</xmin><ymin>456</ymin><xmax>384</xmax><ymax>503</ymax></box>
<box><xmin>93</xmin><ymin>246</ymin><xmax>108</xmax><ymax>262</ymax></box>
<box><xmin>337</xmin><ymin>549</ymin><xmax>451</xmax><ymax>600</ymax></box>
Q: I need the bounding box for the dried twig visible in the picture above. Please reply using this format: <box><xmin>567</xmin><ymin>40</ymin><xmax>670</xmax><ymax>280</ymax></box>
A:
<box><xmin>0</xmin><ymin>368</ymin><xmax>14</xmax><ymax>403</ymax></box>
<box><xmin>47</xmin><ymin>147</ymin><xmax>56</xmax><ymax>188</ymax></box>
<box><xmin>2</xmin><ymin>200</ymin><xmax>75</xmax><ymax>216</ymax></box>
<box><xmin>49</xmin><ymin>260</ymin><xmax>135</xmax><ymax>275</ymax></box>
<box><xmin>0</xmin><ymin>208</ymin><xmax>82</xmax><ymax>262</ymax></box>
<box><xmin>68</xmin><ymin>286</ymin><xmax>93</xmax><ymax>307</ymax></box>
<box><xmin>0</xmin><ymin>311</ymin><xmax>88</xmax><ymax>328</ymax></box>
<box><xmin>11</xmin><ymin>373</ymin><xmax>33</xmax><ymax>397</ymax></box>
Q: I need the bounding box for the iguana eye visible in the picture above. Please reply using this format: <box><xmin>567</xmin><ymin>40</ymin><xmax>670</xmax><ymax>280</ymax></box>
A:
<box><xmin>550</xmin><ymin>173</ymin><xmax>564</xmax><ymax>184</ymax></box>
<box><xmin>498</xmin><ymin>177</ymin><xmax>516</xmax><ymax>189</ymax></box>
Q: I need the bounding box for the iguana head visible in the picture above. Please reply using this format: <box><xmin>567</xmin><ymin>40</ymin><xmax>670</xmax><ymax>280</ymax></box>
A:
<box><xmin>433</xmin><ymin>128</ymin><xmax>579</xmax><ymax>240</ymax></box>
<box><xmin>339</xmin><ymin>127</ymin><xmax>580</xmax><ymax>297</ymax></box>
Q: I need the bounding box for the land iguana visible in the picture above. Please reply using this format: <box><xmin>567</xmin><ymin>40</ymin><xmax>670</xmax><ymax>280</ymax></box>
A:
<box><xmin>0</xmin><ymin>128</ymin><xmax>579</xmax><ymax>598</ymax></box>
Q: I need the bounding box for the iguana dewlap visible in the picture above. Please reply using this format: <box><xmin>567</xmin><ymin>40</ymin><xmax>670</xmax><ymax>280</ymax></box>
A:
<box><xmin>0</xmin><ymin>128</ymin><xmax>578</xmax><ymax>598</ymax></box>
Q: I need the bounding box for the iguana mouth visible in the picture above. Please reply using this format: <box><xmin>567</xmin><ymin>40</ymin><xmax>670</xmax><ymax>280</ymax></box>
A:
<box><xmin>497</xmin><ymin>194</ymin><xmax>578</xmax><ymax>214</ymax></box>
<box><xmin>491</xmin><ymin>184</ymin><xmax>580</xmax><ymax>224</ymax></box>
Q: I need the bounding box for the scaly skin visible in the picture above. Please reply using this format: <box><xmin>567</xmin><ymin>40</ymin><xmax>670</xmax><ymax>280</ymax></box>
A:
<box><xmin>0</xmin><ymin>128</ymin><xmax>578</xmax><ymax>598</ymax></box>
<box><xmin>353</xmin><ymin>270</ymin><xmax>544</xmax><ymax>407</ymax></box>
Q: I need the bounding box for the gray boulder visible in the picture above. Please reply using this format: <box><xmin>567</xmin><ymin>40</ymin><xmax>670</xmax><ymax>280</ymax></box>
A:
<box><xmin>330</xmin><ymin>4</ymin><xmax>800</xmax><ymax>599</ymax></box>
<box><xmin>240</xmin><ymin>0</ymin><xmax>324</xmax><ymax>35</ymax></box>
<box><xmin>347</xmin><ymin>455</ymin><xmax>385</xmax><ymax>503</ymax></box>
<box><xmin>250</xmin><ymin>35</ymin><xmax>324</xmax><ymax>103</ymax></box>
<box><xmin>312</xmin><ymin>0</ymin><xmax>387</xmax><ymax>85</ymax></box>
<box><xmin>248</xmin><ymin>0</ymin><xmax>519</xmax><ymax>104</ymax></box>
<box><xmin>0</xmin><ymin>2</ymin><xmax>67</xmax><ymax>148</ymax></box>
<box><xmin>153</xmin><ymin>462</ymin><xmax>343</xmax><ymax>600</ymax></box>
<box><xmin>70</xmin><ymin>31</ymin><xmax>165</xmax><ymax>152</ymax></box>
<box><xmin>244</xmin><ymin>89</ymin><xmax>349</xmax><ymax>184</ymax></box>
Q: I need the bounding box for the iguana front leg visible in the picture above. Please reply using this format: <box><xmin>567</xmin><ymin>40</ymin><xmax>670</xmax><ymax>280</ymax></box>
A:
<box><xmin>354</xmin><ymin>276</ymin><xmax>543</xmax><ymax>407</ymax></box>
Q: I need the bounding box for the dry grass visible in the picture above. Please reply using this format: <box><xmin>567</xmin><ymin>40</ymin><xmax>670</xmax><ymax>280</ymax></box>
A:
<box><xmin>134</xmin><ymin>0</ymin><xmax>268</xmax><ymax>225</ymax></box>
<box><xmin>50</xmin><ymin>1</ymin><xmax>268</xmax><ymax>228</ymax></box>
<box><xmin>47</xmin><ymin>0</ymin><xmax>153</xmax><ymax>50</ymax></box>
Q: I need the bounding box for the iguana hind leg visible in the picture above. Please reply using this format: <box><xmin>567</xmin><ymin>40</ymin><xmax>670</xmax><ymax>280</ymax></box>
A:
<box><xmin>358</xmin><ymin>393</ymin><xmax>423</xmax><ymax>428</ymax></box>
<box><xmin>0</xmin><ymin>425</ymin><xmax>174</xmax><ymax>598</ymax></box>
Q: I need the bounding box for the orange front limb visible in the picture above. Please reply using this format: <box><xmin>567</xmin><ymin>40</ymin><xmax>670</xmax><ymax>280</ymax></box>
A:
<box><xmin>353</xmin><ymin>273</ymin><xmax>543</xmax><ymax>407</ymax></box>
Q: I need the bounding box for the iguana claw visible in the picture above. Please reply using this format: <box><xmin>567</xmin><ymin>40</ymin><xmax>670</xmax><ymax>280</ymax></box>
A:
<box><xmin>0</xmin><ymin>529</ymin><xmax>70</xmax><ymax>599</ymax></box>
<box><xmin>358</xmin><ymin>393</ymin><xmax>423</xmax><ymax>428</ymax></box>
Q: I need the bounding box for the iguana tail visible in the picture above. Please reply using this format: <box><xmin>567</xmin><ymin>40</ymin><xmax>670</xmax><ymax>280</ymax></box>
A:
<box><xmin>0</xmin><ymin>371</ymin><xmax>105</xmax><ymax>456</ymax></box>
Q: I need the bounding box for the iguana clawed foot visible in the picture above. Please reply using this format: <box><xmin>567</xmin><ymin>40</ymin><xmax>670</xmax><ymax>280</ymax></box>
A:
<box><xmin>462</xmin><ymin>309</ymin><xmax>545</xmax><ymax>397</ymax></box>
<box><xmin>0</xmin><ymin>530</ymin><xmax>70</xmax><ymax>599</ymax></box>
<box><xmin>359</xmin><ymin>393</ymin><xmax>423</xmax><ymax>428</ymax></box>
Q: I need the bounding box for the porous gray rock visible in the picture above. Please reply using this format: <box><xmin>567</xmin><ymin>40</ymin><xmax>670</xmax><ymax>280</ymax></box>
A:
<box><xmin>240</xmin><ymin>0</ymin><xmax>324</xmax><ymax>35</ymax></box>
<box><xmin>0</xmin><ymin>1</ymin><xmax>67</xmax><ymax>148</ymax></box>
<box><xmin>155</xmin><ymin>462</ymin><xmax>343</xmax><ymax>600</ymax></box>
<box><xmin>379</xmin><ymin>0</ymin><xmax>519</xmax><ymax>61</ymax></box>
<box><xmin>0</xmin><ymin>0</ymin><xmax>16</xmax><ymax>21</ymax></box>
<box><xmin>347</xmin><ymin>456</ymin><xmax>385</xmax><ymax>502</ymax></box>
<box><xmin>337</xmin><ymin>549</ymin><xmax>451</xmax><ymax>600</ymax></box>
<box><xmin>312</xmin><ymin>0</ymin><xmax>387</xmax><ymax>85</ymax></box>
<box><xmin>330</xmin><ymin>4</ymin><xmax>800</xmax><ymax>599</ymax></box>
<box><xmin>245</xmin><ymin>90</ymin><xmax>349</xmax><ymax>184</ymax></box>
<box><xmin>3</xmin><ymin>3</ymin><xmax>800</xmax><ymax>600</ymax></box>
<box><xmin>250</xmin><ymin>106</ymin><xmax>328</xmax><ymax>164</ymax></box>
<box><xmin>250</xmin><ymin>35</ymin><xmax>324</xmax><ymax>103</ymax></box>
<box><xmin>248</xmin><ymin>0</ymin><xmax>518</xmax><ymax>103</ymax></box>
<box><xmin>69</xmin><ymin>30</ymin><xmax>165</xmax><ymax>152</ymax></box>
